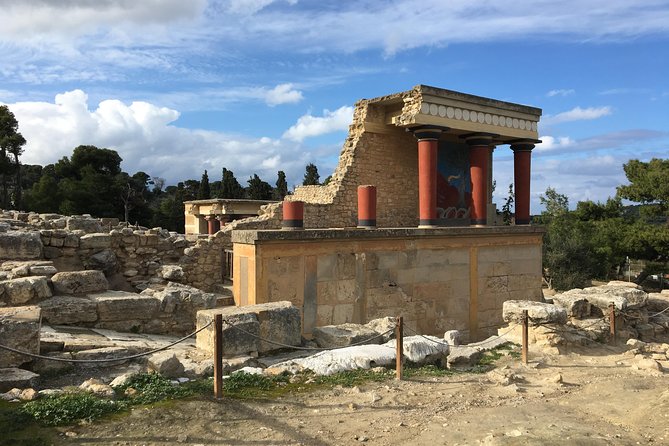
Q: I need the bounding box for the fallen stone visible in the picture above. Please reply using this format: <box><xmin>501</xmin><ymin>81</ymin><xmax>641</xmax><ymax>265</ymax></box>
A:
<box><xmin>395</xmin><ymin>336</ymin><xmax>449</xmax><ymax>364</ymax></box>
<box><xmin>0</xmin><ymin>276</ymin><xmax>52</xmax><ymax>305</ymax></box>
<box><xmin>551</xmin><ymin>293</ymin><xmax>591</xmax><ymax>319</ymax></box>
<box><xmin>313</xmin><ymin>324</ymin><xmax>383</xmax><ymax>349</ymax></box>
<box><xmin>578</xmin><ymin>285</ymin><xmax>648</xmax><ymax>309</ymax></box>
<box><xmin>79</xmin><ymin>234</ymin><xmax>111</xmax><ymax>250</ymax></box>
<box><xmin>109</xmin><ymin>372</ymin><xmax>138</xmax><ymax>388</ymax></box>
<box><xmin>633</xmin><ymin>356</ymin><xmax>663</xmax><ymax>373</ymax></box>
<box><xmin>182</xmin><ymin>358</ymin><xmax>214</xmax><ymax>379</ymax></box>
<box><xmin>607</xmin><ymin>281</ymin><xmax>641</xmax><ymax>289</ymax></box>
<box><xmin>89</xmin><ymin>291</ymin><xmax>159</xmax><ymax>322</ymax></box>
<box><xmin>0</xmin><ymin>388</ymin><xmax>21</xmax><ymax>401</ymax></box>
<box><xmin>503</xmin><ymin>300</ymin><xmax>567</xmax><ymax>325</ymax></box>
<box><xmin>446</xmin><ymin>346</ymin><xmax>483</xmax><ymax>369</ymax></box>
<box><xmin>39</xmin><ymin>296</ymin><xmax>98</xmax><ymax>325</ymax></box>
<box><xmin>66</xmin><ymin>217</ymin><xmax>103</xmax><ymax>233</ymax></box>
<box><xmin>51</xmin><ymin>270</ymin><xmax>109</xmax><ymax>295</ymax></box>
<box><xmin>72</xmin><ymin>347</ymin><xmax>131</xmax><ymax>365</ymax></box>
<box><xmin>232</xmin><ymin>366</ymin><xmax>264</xmax><ymax>375</ymax></box>
<box><xmin>0</xmin><ymin>306</ymin><xmax>41</xmax><ymax>368</ymax></box>
<box><xmin>444</xmin><ymin>330</ymin><xmax>461</xmax><ymax>346</ymax></box>
<box><xmin>80</xmin><ymin>378</ymin><xmax>115</xmax><ymax>398</ymax></box>
<box><xmin>0</xmin><ymin>368</ymin><xmax>39</xmax><ymax>392</ymax></box>
<box><xmin>31</xmin><ymin>352</ymin><xmax>74</xmax><ymax>375</ymax></box>
<box><xmin>275</xmin><ymin>344</ymin><xmax>396</xmax><ymax>376</ymax></box>
<box><xmin>365</xmin><ymin>317</ymin><xmax>397</xmax><ymax>342</ymax></box>
<box><xmin>647</xmin><ymin>293</ymin><xmax>669</xmax><ymax>313</ymax></box>
<box><xmin>148</xmin><ymin>352</ymin><xmax>184</xmax><ymax>378</ymax></box>
<box><xmin>28</xmin><ymin>265</ymin><xmax>58</xmax><ymax>277</ymax></box>
<box><xmin>86</xmin><ymin>249</ymin><xmax>118</xmax><ymax>275</ymax></box>
<box><xmin>197</xmin><ymin>311</ymin><xmax>259</xmax><ymax>357</ymax></box>
<box><xmin>0</xmin><ymin>231</ymin><xmax>42</xmax><ymax>260</ymax></box>
<box><xmin>19</xmin><ymin>388</ymin><xmax>38</xmax><ymax>401</ymax></box>
<box><xmin>160</xmin><ymin>265</ymin><xmax>184</xmax><ymax>281</ymax></box>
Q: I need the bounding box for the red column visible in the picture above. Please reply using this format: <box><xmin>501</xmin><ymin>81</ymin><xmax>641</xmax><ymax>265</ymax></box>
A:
<box><xmin>206</xmin><ymin>216</ymin><xmax>220</xmax><ymax>235</ymax></box>
<box><xmin>511</xmin><ymin>142</ymin><xmax>535</xmax><ymax>225</ymax></box>
<box><xmin>357</xmin><ymin>185</ymin><xmax>377</xmax><ymax>229</ymax></box>
<box><xmin>466</xmin><ymin>135</ymin><xmax>494</xmax><ymax>226</ymax></box>
<box><xmin>282</xmin><ymin>200</ymin><xmax>304</xmax><ymax>230</ymax></box>
<box><xmin>413</xmin><ymin>127</ymin><xmax>443</xmax><ymax>228</ymax></box>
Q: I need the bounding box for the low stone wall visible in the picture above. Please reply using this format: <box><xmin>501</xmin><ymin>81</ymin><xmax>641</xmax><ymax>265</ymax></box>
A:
<box><xmin>232</xmin><ymin>226</ymin><xmax>544</xmax><ymax>342</ymax></box>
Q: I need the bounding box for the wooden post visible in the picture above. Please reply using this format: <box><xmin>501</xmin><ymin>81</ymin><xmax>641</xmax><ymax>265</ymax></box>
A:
<box><xmin>214</xmin><ymin>314</ymin><xmax>223</xmax><ymax>399</ymax></box>
<box><xmin>609</xmin><ymin>302</ymin><xmax>616</xmax><ymax>344</ymax></box>
<box><xmin>522</xmin><ymin>309</ymin><xmax>529</xmax><ymax>365</ymax></box>
<box><xmin>395</xmin><ymin>316</ymin><xmax>403</xmax><ymax>380</ymax></box>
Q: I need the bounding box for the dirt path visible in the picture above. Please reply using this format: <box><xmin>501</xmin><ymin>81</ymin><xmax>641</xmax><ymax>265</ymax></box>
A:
<box><xmin>51</xmin><ymin>344</ymin><xmax>669</xmax><ymax>446</ymax></box>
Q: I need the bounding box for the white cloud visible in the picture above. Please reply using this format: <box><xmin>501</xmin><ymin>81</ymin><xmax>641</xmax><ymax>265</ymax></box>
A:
<box><xmin>282</xmin><ymin>106</ymin><xmax>353</xmax><ymax>142</ymax></box>
<box><xmin>535</xmin><ymin>135</ymin><xmax>576</xmax><ymax>152</ymax></box>
<box><xmin>546</xmin><ymin>89</ymin><xmax>575</xmax><ymax>97</ymax></box>
<box><xmin>264</xmin><ymin>83</ymin><xmax>303</xmax><ymax>106</ymax></box>
<box><xmin>7</xmin><ymin>90</ymin><xmax>323</xmax><ymax>185</ymax></box>
<box><xmin>542</xmin><ymin>106</ymin><xmax>612</xmax><ymax>126</ymax></box>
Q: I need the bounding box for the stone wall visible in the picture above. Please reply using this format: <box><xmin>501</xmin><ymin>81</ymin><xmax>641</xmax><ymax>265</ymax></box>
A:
<box><xmin>232</xmin><ymin>226</ymin><xmax>544</xmax><ymax>342</ymax></box>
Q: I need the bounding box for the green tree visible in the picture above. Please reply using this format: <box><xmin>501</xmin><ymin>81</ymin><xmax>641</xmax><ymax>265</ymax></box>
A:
<box><xmin>197</xmin><ymin>170</ymin><xmax>211</xmax><ymax>199</ymax></box>
<box><xmin>501</xmin><ymin>183</ymin><xmax>514</xmax><ymax>225</ymax></box>
<box><xmin>247</xmin><ymin>174</ymin><xmax>273</xmax><ymax>200</ymax></box>
<box><xmin>275</xmin><ymin>170</ymin><xmax>288</xmax><ymax>200</ymax></box>
<box><xmin>0</xmin><ymin>105</ymin><xmax>26</xmax><ymax>209</ymax></box>
<box><xmin>302</xmin><ymin>163</ymin><xmax>320</xmax><ymax>186</ymax></box>
<box><xmin>618</xmin><ymin>158</ymin><xmax>669</xmax><ymax>221</ymax></box>
<box><xmin>219</xmin><ymin>168</ymin><xmax>244</xmax><ymax>199</ymax></box>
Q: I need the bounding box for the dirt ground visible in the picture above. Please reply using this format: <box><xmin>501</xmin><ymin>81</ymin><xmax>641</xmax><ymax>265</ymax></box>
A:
<box><xmin>48</xmin><ymin>343</ymin><xmax>669</xmax><ymax>446</ymax></box>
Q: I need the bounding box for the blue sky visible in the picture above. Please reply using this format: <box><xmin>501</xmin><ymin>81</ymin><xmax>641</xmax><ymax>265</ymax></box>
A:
<box><xmin>1</xmin><ymin>0</ymin><xmax>668</xmax><ymax>213</ymax></box>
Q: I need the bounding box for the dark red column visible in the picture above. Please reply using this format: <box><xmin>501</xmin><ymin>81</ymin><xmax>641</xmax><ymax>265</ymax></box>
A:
<box><xmin>357</xmin><ymin>185</ymin><xmax>377</xmax><ymax>229</ymax></box>
<box><xmin>465</xmin><ymin>135</ymin><xmax>494</xmax><ymax>226</ymax></box>
<box><xmin>206</xmin><ymin>216</ymin><xmax>220</xmax><ymax>235</ymax></box>
<box><xmin>413</xmin><ymin>127</ymin><xmax>443</xmax><ymax>228</ymax></box>
<box><xmin>511</xmin><ymin>142</ymin><xmax>535</xmax><ymax>225</ymax></box>
<box><xmin>282</xmin><ymin>200</ymin><xmax>304</xmax><ymax>230</ymax></box>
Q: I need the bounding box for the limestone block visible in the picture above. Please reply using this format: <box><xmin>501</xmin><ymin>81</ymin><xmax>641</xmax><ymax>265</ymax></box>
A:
<box><xmin>161</xmin><ymin>265</ymin><xmax>184</xmax><ymax>281</ymax></box>
<box><xmin>365</xmin><ymin>317</ymin><xmax>397</xmax><ymax>342</ymax></box>
<box><xmin>444</xmin><ymin>330</ymin><xmax>461</xmax><ymax>346</ymax></box>
<box><xmin>313</xmin><ymin>323</ymin><xmax>383</xmax><ymax>348</ymax></box>
<box><xmin>396</xmin><ymin>335</ymin><xmax>449</xmax><ymax>364</ymax></box>
<box><xmin>79</xmin><ymin>378</ymin><xmax>115</xmax><ymax>398</ymax></box>
<box><xmin>86</xmin><ymin>249</ymin><xmax>118</xmax><ymax>275</ymax></box>
<box><xmin>79</xmin><ymin>234</ymin><xmax>111</xmax><ymax>250</ymax></box>
<box><xmin>271</xmin><ymin>344</ymin><xmax>396</xmax><ymax>376</ymax></box>
<box><xmin>43</xmin><ymin>247</ymin><xmax>62</xmax><ymax>259</ymax></box>
<box><xmin>647</xmin><ymin>293</ymin><xmax>669</xmax><ymax>313</ymax></box>
<box><xmin>67</xmin><ymin>217</ymin><xmax>103</xmax><ymax>233</ymax></box>
<box><xmin>502</xmin><ymin>300</ymin><xmax>567</xmax><ymax>325</ymax></box>
<box><xmin>0</xmin><ymin>276</ymin><xmax>52</xmax><ymax>305</ymax></box>
<box><xmin>0</xmin><ymin>306</ymin><xmax>41</xmax><ymax>368</ymax></box>
<box><xmin>446</xmin><ymin>346</ymin><xmax>483</xmax><ymax>369</ymax></box>
<box><xmin>63</xmin><ymin>233</ymin><xmax>80</xmax><ymax>248</ymax></box>
<box><xmin>551</xmin><ymin>293</ymin><xmax>591</xmax><ymax>319</ymax></box>
<box><xmin>148</xmin><ymin>352</ymin><xmax>185</xmax><ymax>378</ymax></box>
<box><xmin>29</xmin><ymin>265</ymin><xmax>57</xmax><ymax>277</ymax></box>
<box><xmin>196</xmin><ymin>310</ymin><xmax>260</xmax><ymax>356</ymax></box>
<box><xmin>89</xmin><ymin>291</ymin><xmax>159</xmax><ymax>322</ymax></box>
<box><xmin>52</xmin><ymin>270</ymin><xmax>109</xmax><ymax>295</ymax></box>
<box><xmin>578</xmin><ymin>285</ymin><xmax>648</xmax><ymax>309</ymax></box>
<box><xmin>0</xmin><ymin>231</ymin><xmax>42</xmax><ymax>260</ymax></box>
<box><xmin>0</xmin><ymin>368</ymin><xmax>39</xmax><ymax>392</ymax></box>
<box><xmin>39</xmin><ymin>296</ymin><xmax>98</xmax><ymax>325</ymax></box>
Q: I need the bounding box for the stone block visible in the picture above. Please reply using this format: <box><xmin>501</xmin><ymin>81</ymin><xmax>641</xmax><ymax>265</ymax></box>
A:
<box><xmin>0</xmin><ymin>306</ymin><xmax>41</xmax><ymax>368</ymax></box>
<box><xmin>28</xmin><ymin>265</ymin><xmax>57</xmax><ymax>277</ymax></box>
<box><xmin>447</xmin><ymin>346</ymin><xmax>483</xmax><ymax>369</ymax></box>
<box><xmin>0</xmin><ymin>368</ymin><xmax>39</xmax><ymax>392</ymax></box>
<box><xmin>160</xmin><ymin>265</ymin><xmax>184</xmax><ymax>281</ymax></box>
<box><xmin>0</xmin><ymin>232</ymin><xmax>42</xmax><ymax>260</ymax></box>
<box><xmin>196</xmin><ymin>309</ymin><xmax>260</xmax><ymax>356</ymax></box>
<box><xmin>0</xmin><ymin>276</ymin><xmax>52</xmax><ymax>305</ymax></box>
<box><xmin>52</xmin><ymin>270</ymin><xmax>109</xmax><ymax>295</ymax></box>
<box><xmin>552</xmin><ymin>293</ymin><xmax>591</xmax><ymax>319</ymax></box>
<box><xmin>254</xmin><ymin>301</ymin><xmax>301</xmax><ymax>354</ymax></box>
<box><xmin>66</xmin><ymin>217</ymin><xmax>103</xmax><ymax>233</ymax></box>
<box><xmin>312</xmin><ymin>323</ymin><xmax>383</xmax><ymax>348</ymax></box>
<box><xmin>86</xmin><ymin>249</ymin><xmax>118</xmax><ymax>275</ymax></box>
<box><xmin>89</xmin><ymin>291</ymin><xmax>160</xmax><ymax>322</ymax></box>
<box><xmin>148</xmin><ymin>352</ymin><xmax>185</xmax><ymax>378</ymax></box>
<box><xmin>578</xmin><ymin>285</ymin><xmax>648</xmax><ymax>309</ymax></box>
<box><xmin>502</xmin><ymin>300</ymin><xmax>567</xmax><ymax>325</ymax></box>
<box><xmin>39</xmin><ymin>296</ymin><xmax>98</xmax><ymax>325</ymax></box>
<box><xmin>79</xmin><ymin>234</ymin><xmax>111</xmax><ymax>250</ymax></box>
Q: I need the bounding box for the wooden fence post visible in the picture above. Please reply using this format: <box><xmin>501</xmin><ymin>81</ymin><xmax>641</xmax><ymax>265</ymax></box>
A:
<box><xmin>609</xmin><ymin>302</ymin><xmax>616</xmax><ymax>344</ymax></box>
<box><xmin>522</xmin><ymin>309</ymin><xmax>529</xmax><ymax>365</ymax></box>
<box><xmin>395</xmin><ymin>316</ymin><xmax>403</xmax><ymax>380</ymax></box>
<box><xmin>214</xmin><ymin>314</ymin><xmax>223</xmax><ymax>399</ymax></box>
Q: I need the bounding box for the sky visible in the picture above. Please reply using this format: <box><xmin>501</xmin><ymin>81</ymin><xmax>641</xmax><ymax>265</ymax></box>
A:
<box><xmin>1</xmin><ymin>0</ymin><xmax>668</xmax><ymax>213</ymax></box>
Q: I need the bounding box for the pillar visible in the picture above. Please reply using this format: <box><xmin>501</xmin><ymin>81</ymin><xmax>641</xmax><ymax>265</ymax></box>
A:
<box><xmin>282</xmin><ymin>200</ymin><xmax>304</xmax><ymax>230</ymax></box>
<box><xmin>510</xmin><ymin>141</ymin><xmax>535</xmax><ymax>225</ymax></box>
<box><xmin>412</xmin><ymin>127</ymin><xmax>443</xmax><ymax>228</ymax></box>
<box><xmin>357</xmin><ymin>185</ymin><xmax>377</xmax><ymax>229</ymax></box>
<box><xmin>206</xmin><ymin>216</ymin><xmax>220</xmax><ymax>235</ymax></box>
<box><xmin>465</xmin><ymin>134</ymin><xmax>494</xmax><ymax>226</ymax></box>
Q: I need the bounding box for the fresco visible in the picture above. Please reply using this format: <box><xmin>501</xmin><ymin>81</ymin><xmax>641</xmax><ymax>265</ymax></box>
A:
<box><xmin>437</xmin><ymin>141</ymin><xmax>471</xmax><ymax>223</ymax></box>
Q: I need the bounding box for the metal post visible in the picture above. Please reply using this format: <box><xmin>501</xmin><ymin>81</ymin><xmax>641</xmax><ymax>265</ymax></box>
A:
<box><xmin>395</xmin><ymin>316</ymin><xmax>403</xmax><ymax>380</ymax></box>
<box><xmin>214</xmin><ymin>314</ymin><xmax>223</xmax><ymax>399</ymax></box>
<box><xmin>609</xmin><ymin>302</ymin><xmax>616</xmax><ymax>344</ymax></box>
<box><xmin>522</xmin><ymin>310</ymin><xmax>528</xmax><ymax>365</ymax></box>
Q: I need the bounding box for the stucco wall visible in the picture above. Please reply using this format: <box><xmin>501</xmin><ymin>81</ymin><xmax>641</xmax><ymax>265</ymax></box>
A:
<box><xmin>232</xmin><ymin>226</ymin><xmax>544</xmax><ymax>341</ymax></box>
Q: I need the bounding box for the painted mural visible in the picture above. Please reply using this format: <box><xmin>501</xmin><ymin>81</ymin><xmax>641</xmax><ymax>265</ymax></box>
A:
<box><xmin>437</xmin><ymin>141</ymin><xmax>471</xmax><ymax>223</ymax></box>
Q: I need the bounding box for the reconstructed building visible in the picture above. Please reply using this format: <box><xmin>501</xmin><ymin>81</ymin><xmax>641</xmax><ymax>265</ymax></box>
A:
<box><xmin>183</xmin><ymin>199</ymin><xmax>276</xmax><ymax>236</ymax></box>
<box><xmin>230</xmin><ymin>85</ymin><xmax>545</xmax><ymax>341</ymax></box>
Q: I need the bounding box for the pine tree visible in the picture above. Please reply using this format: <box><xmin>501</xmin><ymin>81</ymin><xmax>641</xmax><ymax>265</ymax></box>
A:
<box><xmin>247</xmin><ymin>174</ymin><xmax>273</xmax><ymax>200</ymax></box>
<box><xmin>302</xmin><ymin>163</ymin><xmax>320</xmax><ymax>186</ymax></box>
<box><xmin>197</xmin><ymin>170</ymin><xmax>211</xmax><ymax>199</ymax></box>
<box><xmin>219</xmin><ymin>168</ymin><xmax>244</xmax><ymax>199</ymax></box>
<box><xmin>275</xmin><ymin>170</ymin><xmax>288</xmax><ymax>200</ymax></box>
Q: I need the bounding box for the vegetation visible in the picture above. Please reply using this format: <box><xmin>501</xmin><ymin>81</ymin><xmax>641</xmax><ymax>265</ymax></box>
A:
<box><xmin>302</xmin><ymin>162</ymin><xmax>320</xmax><ymax>185</ymax></box>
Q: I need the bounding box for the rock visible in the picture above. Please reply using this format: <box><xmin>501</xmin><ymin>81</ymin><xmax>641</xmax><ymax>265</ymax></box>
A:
<box><xmin>182</xmin><ymin>358</ymin><xmax>214</xmax><ymax>379</ymax></box>
<box><xmin>0</xmin><ymin>231</ymin><xmax>42</xmax><ymax>260</ymax></box>
<box><xmin>313</xmin><ymin>324</ymin><xmax>383</xmax><ymax>349</ymax></box>
<box><xmin>66</xmin><ymin>217</ymin><xmax>103</xmax><ymax>233</ymax></box>
<box><xmin>275</xmin><ymin>344</ymin><xmax>396</xmax><ymax>376</ymax></box>
<box><xmin>39</xmin><ymin>296</ymin><xmax>98</xmax><ymax>325</ymax></box>
<box><xmin>86</xmin><ymin>249</ymin><xmax>118</xmax><ymax>275</ymax></box>
<box><xmin>393</xmin><ymin>336</ymin><xmax>449</xmax><ymax>364</ymax></box>
<box><xmin>0</xmin><ymin>368</ymin><xmax>39</xmax><ymax>392</ymax></box>
<box><xmin>38</xmin><ymin>389</ymin><xmax>63</xmax><ymax>398</ymax></box>
<box><xmin>0</xmin><ymin>388</ymin><xmax>22</xmax><ymax>401</ymax></box>
<box><xmin>365</xmin><ymin>317</ymin><xmax>397</xmax><ymax>342</ymax></box>
<box><xmin>31</xmin><ymin>352</ymin><xmax>74</xmax><ymax>375</ymax></box>
<box><xmin>51</xmin><ymin>270</ymin><xmax>109</xmax><ymax>295</ymax></box>
<box><xmin>446</xmin><ymin>346</ymin><xmax>483</xmax><ymax>369</ymax></box>
<box><xmin>197</xmin><ymin>311</ymin><xmax>260</xmax><ymax>357</ymax></box>
<box><xmin>28</xmin><ymin>265</ymin><xmax>57</xmax><ymax>277</ymax></box>
<box><xmin>80</xmin><ymin>378</ymin><xmax>115</xmax><ymax>398</ymax></box>
<box><xmin>444</xmin><ymin>330</ymin><xmax>461</xmax><ymax>346</ymax></box>
<box><xmin>232</xmin><ymin>366</ymin><xmax>264</xmax><ymax>375</ymax></box>
<box><xmin>73</xmin><ymin>347</ymin><xmax>131</xmax><ymax>365</ymax></box>
<box><xmin>578</xmin><ymin>285</ymin><xmax>648</xmax><ymax>309</ymax></box>
<box><xmin>626</xmin><ymin>338</ymin><xmax>646</xmax><ymax>348</ymax></box>
<box><xmin>633</xmin><ymin>356</ymin><xmax>663</xmax><ymax>373</ymax></box>
<box><xmin>0</xmin><ymin>276</ymin><xmax>52</xmax><ymax>304</ymax></box>
<box><xmin>109</xmin><ymin>372</ymin><xmax>138</xmax><ymax>388</ymax></box>
<box><xmin>89</xmin><ymin>290</ymin><xmax>159</xmax><ymax>322</ymax></box>
<box><xmin>607</xmin><ymin>281</ymin><xmax>641</xmax><ymax>289</ymax></box>
<box><xmin>148</xmin><ymin>352</ymin><xmax>185</xmax><ymax>378</ymax></box>
<box><xmin>161</xmin><ymin>265</ymin><xmax>184</xmax><ymax>281</ymax></box>
<box><xmin>79</xmin><ymin>234</ymin><xmax>111</xmax><ymax>250</ymax></box>
<box><xmin>647</xmin><ymin>293</ymin><xmax>669</xmax><ymax>313</ymax></box>
<box><xmin>0</xmin><ymin>306</ymin><xmax>41</xmax><ymax>368</ymax></box>
<box><xmin>19</xmin><ymin>388</ymin><xmax>39</xmax><ymax>401</ymax></box>
<box><xmin>503</xmin><ymin>300</ymin><xmax>567</xmax><ymax>325</ymax></box>
<box><xmin>551</xmin><ymin>293</ymin><xmax>591</xmax><ymax>319</ymax></box>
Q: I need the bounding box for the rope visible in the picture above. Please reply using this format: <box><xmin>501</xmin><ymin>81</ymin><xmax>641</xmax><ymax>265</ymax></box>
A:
<box><xmin>404</xmin><ymin>324</ymin><xmax>518</xmax><ymax>348</ymax></box>
<box><xmin>648</xmin><ymin>305</ymin><xmax>669</xmax><ymax>318</ymax></box>
<box><xmin>0</xmin><ymin>321</ymin><xmax>212</xmax><ymax>364</ymax></box>
<box><xmin>403</xmin><ymin>326</ymin><xmax>451</xmax><ymax>348</ymax></box>
<box><xmin>222</xmin><ymin>318</ymin><xmax>396</xmax><ymax>352</ymax></box>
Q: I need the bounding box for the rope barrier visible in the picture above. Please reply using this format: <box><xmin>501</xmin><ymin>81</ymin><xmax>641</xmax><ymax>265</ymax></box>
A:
<box><xmin>0</xmin><ymin>321</ymin><xmax>213</xmax><ymax>364</ymax></box>
<box><xmin>221</xmin><ymin>318</ymin><xmax>396</xmax><ymax>352</ymax></box>
<box><xmin>403</xmin><ymin>324</ymin><xmax>518</xmax><ymax>348</ymax></box>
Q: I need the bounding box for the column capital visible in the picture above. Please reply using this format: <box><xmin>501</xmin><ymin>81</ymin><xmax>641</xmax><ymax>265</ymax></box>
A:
<box><xmin>409</xmin><ymin>125</ymin><xmax>448</xmax><ymax>141</ymax></box>
<box><xmin>509</xmin><ymin>139</ymin><xmax>541</xmax><ymax>152</ymax></box>
<box><xmin>461</xmin><ymin>132</ymin><xmax>499</xmax><ymax>146</ymax></box>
